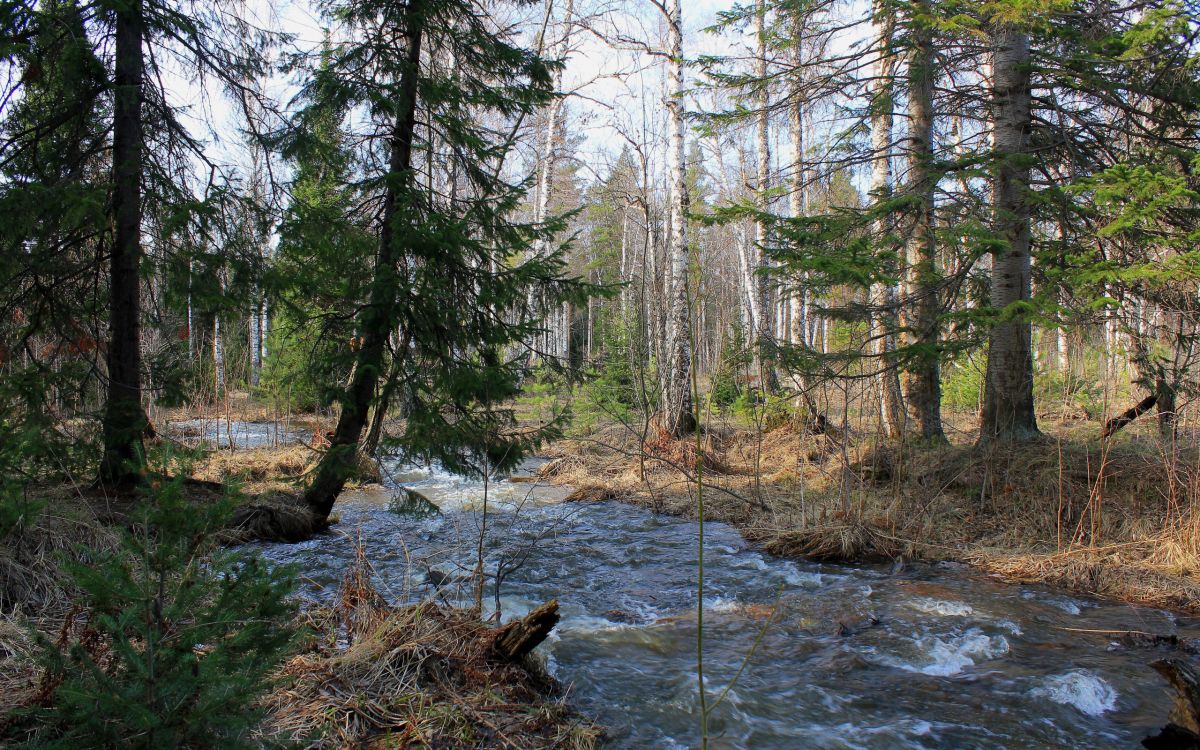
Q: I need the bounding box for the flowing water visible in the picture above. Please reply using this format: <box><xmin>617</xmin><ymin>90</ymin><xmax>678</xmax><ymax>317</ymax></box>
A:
<box><xmin>168</xmin><ymin>418</ymin><xmax>308</xmax><ymax>449</ymax></box>
<box><xmin>247</xmin><ymin>454</ymin><xmax>1192</xmax><ymax>749</ymax></box>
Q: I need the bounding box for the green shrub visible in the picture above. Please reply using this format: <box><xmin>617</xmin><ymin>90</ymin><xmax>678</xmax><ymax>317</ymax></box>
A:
<box><xmin>941</xmin><ymin>352</ymin><xmax>987</xmax><ymax>411</ymax></box>
<box><xmin>22</xmin><ymin>464</ymin><xmax>297</xmax><ymax>749</ymax></box>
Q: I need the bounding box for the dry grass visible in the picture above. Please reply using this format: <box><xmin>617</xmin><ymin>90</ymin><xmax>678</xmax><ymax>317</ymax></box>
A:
<box><xmin>258</xmin><ymin>556</ymin><xmax>602</xmax><ymax>749</ymax></box>
<box><xmin>0</xmin><ymin>486</ymin><xmax>121</xmax><ymax>616</ymax></box>
<box><xmin>541</xmin><ymin>411</ymin><xmax>1200</xmax><ymax>613</ymax></box>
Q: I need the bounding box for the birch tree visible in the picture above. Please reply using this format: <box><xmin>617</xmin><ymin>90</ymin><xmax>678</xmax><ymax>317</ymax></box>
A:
<box><xmin>659</xmin><ymin>0</ymin><xmax>695</xmax><ymax>435</ymax></box>
<box><xmin>868</xmin><ymin>4</ymin><xmax>906</xmax><ymax>439</ymax></box>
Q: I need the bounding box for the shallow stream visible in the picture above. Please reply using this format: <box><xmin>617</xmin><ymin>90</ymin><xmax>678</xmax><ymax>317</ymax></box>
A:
<box><xmin>246</xmin><ymin>453</ymin><xmax>1193</xmax><ymax>749</ymax></box>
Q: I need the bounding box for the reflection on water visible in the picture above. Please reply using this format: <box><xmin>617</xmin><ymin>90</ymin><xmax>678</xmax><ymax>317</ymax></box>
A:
<box><xmin>247</xmin><ymin>456</ymin><xmax>1186</xmax><ymax>749</ymax></box>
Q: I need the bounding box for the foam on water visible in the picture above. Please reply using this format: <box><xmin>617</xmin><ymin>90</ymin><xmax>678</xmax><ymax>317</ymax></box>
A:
<box><xmin>908</xmin><ymin>598</ymin><xmax>974</xmax><ymax>617</ymax></box>
<box><xmin>886</xmin><ymin>628</ymin><xmax>1010</xmax><ymax>676</ymax></box>
<box><xmin>1035</xmin><ymin>670</ymin><xmax>1117</xmax><ymax>716</ymax></box>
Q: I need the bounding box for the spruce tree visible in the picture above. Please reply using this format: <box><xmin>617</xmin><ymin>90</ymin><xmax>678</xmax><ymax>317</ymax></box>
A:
<box><xmin>293</xmin><ymin>0</ymin><xmax>595</xmax><ymax>520</ymax></box>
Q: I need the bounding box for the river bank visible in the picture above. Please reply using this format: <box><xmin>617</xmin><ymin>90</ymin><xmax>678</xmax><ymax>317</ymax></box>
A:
<box><xmin>533</xmin><ymin>417</ymin><xmax>1200</xmax><ymax>614</ymax></box>
<box><xmin>247</xmin><ymin>454</ymin><xmax>1198</xmax><ymax>748</ymax></box>
<box><xmin>0</xmin><ymin>425</ymin><xmax>601</xmax><ymax>748</ymax></box>
<box><xmin>7</xmin><ymin>405</ymin><xmax>1198</xmax><ymax>747</ymax></box>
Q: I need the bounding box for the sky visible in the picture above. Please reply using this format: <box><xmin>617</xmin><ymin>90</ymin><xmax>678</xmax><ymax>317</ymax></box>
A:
<box><xmin>187</xmin><ymin>0</ymin><xmax>870</xmax><ymax>202</ymax></box>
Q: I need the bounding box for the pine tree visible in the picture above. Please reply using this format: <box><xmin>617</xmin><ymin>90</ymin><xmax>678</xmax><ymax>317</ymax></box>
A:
<box><xmin>899</xmin><ymin>0</ymin><xmax>947</xmax><ymax>443</ymax></box>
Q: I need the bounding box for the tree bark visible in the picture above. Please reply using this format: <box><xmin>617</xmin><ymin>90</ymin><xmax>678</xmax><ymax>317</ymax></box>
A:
<box><xmin>99</xmin><ymin>0</ymin><xmax>149</xmax><ymax>485</ymax></box>
<box><xmin>753</xmin><ymin>0</ymin><xmax>778</xmax><ymax>394</ymax></box>
<box><xmin>1101</xmin><ymin>393</ymin><xmax>1157</xmax><ymax>439</ymax></box>
<box><xmin>301</xmin><ymin>2</ymin><xmax>423</xmax><ymax>520</ymax></box>
<box><xmin>659</xmin><ymin>0</ymin><xmax>695</xmax><ymax>436</ymax></box>
<box><xmin>980</xmin><ymin>22</ymin><xmax>1039</xmax><ymax>443</ymax></box>
<box><xmin>867</xmin><ymin>8</ymin><xmax>907</xmax><ymax>440</ymax></box>
<box><xmin>491</xmin><ymin>599</ymin><xmax>560</xmax><ymax>662</ymax></box>
<box><xmin>900</xmin><ymin>1</ymin><xmax>946</xmax><ymax>443</ymax></box>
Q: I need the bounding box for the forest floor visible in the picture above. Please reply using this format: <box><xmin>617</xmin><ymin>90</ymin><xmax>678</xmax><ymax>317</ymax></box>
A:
<box><xmin>530</xmin><ymin>408</ymin><xmax>1200</xmax><ymax>614</ymax></box>
<box><xmin>0</xmin><ymin>396</ymin><xmax>602</xmax><ymax>748</ymax></box>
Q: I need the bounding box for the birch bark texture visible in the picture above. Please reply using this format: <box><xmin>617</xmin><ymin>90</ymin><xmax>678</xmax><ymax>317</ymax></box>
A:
<box><xmin>659</xmin><ymin>0</ymin><xmax>695</xmax><ymax>436</ymax></box>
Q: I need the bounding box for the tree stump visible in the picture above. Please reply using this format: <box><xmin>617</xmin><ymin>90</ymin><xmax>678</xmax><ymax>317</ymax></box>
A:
<box><xmin>491</xmin><ymin>600</ymin><xmax>560</xmax><ymax>662</ymax></box>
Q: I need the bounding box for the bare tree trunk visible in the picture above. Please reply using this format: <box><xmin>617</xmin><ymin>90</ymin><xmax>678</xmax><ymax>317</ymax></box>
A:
<box><xmin>260</xmin><ymin>297</ymin><xmax>269</xmax><ymax>365</ymax></box>
<box><xmin>213</xmin><ymin>311</ymin><xmax>225</xmax><ymax>394</ymax></box>
<box><xmin>868</xmin><ymin>9</ymin><xmax>906</xmax><ymax>440</ymax></box>
<box><xmin>753</xmin><ymin>0</ymin><xmax>778</xmax><ymax>394</ymax></box>
<box><xmin>99</xmin><ymin>0</ymin><xmax>149</xmax><ymax>485</ymax></box>
<box><xmin>659</xmin><ymin>0</ymin><xmax>694</xmax><ymax>436</ymax></box>
<box><xmin>248</xmin><ymin>295</ymin><xmax>262</xmax><ymax>386</ymax></box>
<box><xmin>187</xmin><ymin>260</ymin><xmax>197</xmax><ymax>363</ymax></box>
<box><xmin>980</xmin><ymin>22</ymin><xmax>1039</xmax><ymax>443</ymax></box>
<box><xmin>900</xmin><ymin>1</ymin><xmax>946</xmax><ymax>443</ymax></box>
<box><xmin>302</xmin><ymin>4</ymin><xmax>423</xmax><ymax>520</ymax></box>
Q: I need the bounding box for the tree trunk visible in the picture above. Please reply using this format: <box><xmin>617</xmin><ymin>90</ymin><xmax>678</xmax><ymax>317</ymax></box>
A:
<box><xmin>753</xmin><ymin>0</ymin><xmax>778</xmax><ymax>394</ymax></box>
<box><xmin>249</xmin><ymin>292</ymin><xmax>262</xmax><ymax>387</ymax></box>
<box><xmin>301</xmin><ymin>4</ymin><xmax>423</xmax><ymax>520</ymax></box>
<box><xmin>99</xmin><ymin>0</ymin><xmax>149</xmax><ymax>485</ymax></box>
<box><xmin>1101</xmin><ymin>393</ymin><xmax>1156</xmax><ymax>439</ymax></box>
<box><xmin>980</xmin><ymin>22</ymin><xmax>1039</xmax><ymax>443</ymax></box>
<box><xmin>362</xmin><ymin>352</ymin><xmax>404</xmax><ymax>457</ymax></box>
<box><xmin>900</xmin><ymin>1</ymin><xmax>946</xmax><ymax>443</ymax></box>
<box><xmin>213</xmin><ymin>309</ymin><xmax>225</xmax><ymax>394</ymax></box>
<box><xmin>659</xmin><ymin>0</ymin><xmax>695</xmax><ymax>436</ymax></box>
<box><xmin>867</xmin><ymin>8</ymin><xmax>907</xmax><ymax>440</ymax></box>
<box><xmin>260</xmin><ymin>298</ymin><xmax>269</xmax><ymax>365</ymax></box>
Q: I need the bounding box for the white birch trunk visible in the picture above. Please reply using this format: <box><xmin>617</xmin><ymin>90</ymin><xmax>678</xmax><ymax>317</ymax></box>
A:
<box><xmin>661</xmin><ymin>0</ymin><xmax>694</xmax><ymax>434</ymax></box>
<box><xmin>753</xmin><ymin>0</ymin><xmax>777</xmax><ymax>392</ymax></box>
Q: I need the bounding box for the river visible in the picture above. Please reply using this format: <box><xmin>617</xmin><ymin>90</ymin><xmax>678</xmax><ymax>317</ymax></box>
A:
<box><xmin>235</xmin><ymin>451</ymin><xmax>1194</xmax><ymax>749</ymax></box>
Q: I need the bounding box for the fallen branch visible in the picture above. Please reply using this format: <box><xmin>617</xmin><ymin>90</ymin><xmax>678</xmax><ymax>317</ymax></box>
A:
<box><xmin>1102</xmin><ymin>394</ymin><xmax>1157</xmax><ymax>440</ymax></box>
<box><xmin>491</xmin><ymin>600</ymin><xmax>559</xmax><ymax>662</ymax></box>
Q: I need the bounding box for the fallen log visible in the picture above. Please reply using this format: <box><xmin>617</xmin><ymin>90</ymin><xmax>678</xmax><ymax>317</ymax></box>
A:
<box><xmin>1144</xmin><ymin>658</ymin><xmax>1200</xmax><ymax>749</ymax></box>
<box><xmin>1102</xmin><ymin>394</ymin><xmax>1157</xmax><ymax>440</ymax></box>
<box><xmin>491</xmin><ymin>599</ymin><xmax>559</xmax><ymax>662</ymax></box>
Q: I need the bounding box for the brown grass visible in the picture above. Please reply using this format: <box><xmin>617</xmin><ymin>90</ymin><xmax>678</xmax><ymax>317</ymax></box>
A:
<box><xmin>541</xmin><ymin>411</ymin><xmax>1200</xmax><ymax>613</ymax></box>
<box><xmin>0</xmin><ymin>486</ymin><xmax>121</xmax><ymax>616</ymax></box>
<box><xmin>258</xmin><ymin>555</ymin><xmax>602</xmax><ymax>749</ymax></box>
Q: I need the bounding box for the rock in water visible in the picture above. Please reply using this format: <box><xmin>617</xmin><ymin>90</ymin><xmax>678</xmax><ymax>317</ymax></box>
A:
<box><xmin>1144</xmin><ymin>659</ymin><xmax>1200</xmax><ymax>749</ymax></box>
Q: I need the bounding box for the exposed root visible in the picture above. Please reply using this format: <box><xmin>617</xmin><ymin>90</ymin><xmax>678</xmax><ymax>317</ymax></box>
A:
<box><xmin>224</xmin><ymin>497</ymin><xmax>326</xmax><ymax>544</ymax></box>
